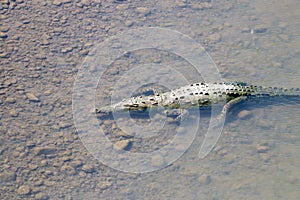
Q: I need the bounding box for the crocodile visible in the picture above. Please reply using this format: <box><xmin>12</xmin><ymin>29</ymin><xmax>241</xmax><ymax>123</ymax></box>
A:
<box><xmin>95</xmin><ymin>82</ymin><xmax>300</xmax><ymax>120</ymax></box>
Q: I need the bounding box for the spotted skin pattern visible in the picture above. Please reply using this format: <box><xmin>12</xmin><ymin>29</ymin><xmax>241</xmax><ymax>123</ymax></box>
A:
<box><xmin>95</xmin><ymin>82</ymin><xmax>300</xmax><ymax>117</ymax></box>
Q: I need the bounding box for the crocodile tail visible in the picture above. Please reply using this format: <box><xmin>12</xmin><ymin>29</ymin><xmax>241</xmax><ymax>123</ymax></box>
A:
<box><xmin>253</xmin><ymin>86</ymin><xmax>300</xmax><ymax>97</ymax></box>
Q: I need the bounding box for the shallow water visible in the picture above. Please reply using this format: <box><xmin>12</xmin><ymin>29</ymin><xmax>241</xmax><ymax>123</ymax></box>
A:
<box><xmin>0</xmin><ymin>0</ymin><xmax>299</xmax><ymax>199</ymax></box>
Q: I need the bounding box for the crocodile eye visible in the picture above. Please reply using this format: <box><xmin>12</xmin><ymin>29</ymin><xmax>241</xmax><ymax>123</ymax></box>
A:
<box><xmin>195</xmin><ymin>93</ymin><xmax>198</xmax><ymax>95</ymax></box>
<box><xmin>175</xmin><ymin>97</ymin><xmax>178</xmax><ymax>100</ymax></box>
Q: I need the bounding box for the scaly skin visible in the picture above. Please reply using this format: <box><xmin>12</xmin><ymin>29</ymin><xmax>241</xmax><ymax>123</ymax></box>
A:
<box><xmin>95</xmin><ymin>82</ymin><xmax>300</xmax><ymax>114</ymax></box>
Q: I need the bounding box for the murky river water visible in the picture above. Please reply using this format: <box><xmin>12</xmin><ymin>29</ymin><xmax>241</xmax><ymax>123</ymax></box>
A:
<box><xmin>1</xmin><ymin>0</ymin><xmax>299</xmax><ymax>199</ymax></box>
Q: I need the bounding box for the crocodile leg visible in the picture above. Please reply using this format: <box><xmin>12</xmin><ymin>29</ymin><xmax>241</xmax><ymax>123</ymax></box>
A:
<box><xmin>199</xmin><ymin>96</ymin><xmax>248</xmax><ymax>159</ymax></box>
<box><xmin>163</xmin><ymin>109</ymin><xmax>189</xmax><ymax>121</ymax></box>
<box><xmin>211</xmin><ymin>96</ymin><xmax>248</xmax><ymax>127</ymax></box>
<box><xmin>175</xmin><ymin>109</ymin><xmax>189</xmax><ymax>121</ymax></box>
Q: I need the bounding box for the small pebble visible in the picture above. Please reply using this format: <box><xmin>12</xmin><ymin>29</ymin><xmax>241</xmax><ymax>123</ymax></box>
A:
<box><xmin>257</xmin><ymin>143</ymin><xmax>270</xmax><ymax>153</ymax></box>
<box><xmin>26</xmin><ymin>93</ymin><xmax>39</xmax><ymax>102</ymax></box>
<box><xmin>151</xmin><ymin>154</ymin><xmax>164</xmax><ymax>167</ymax></box>
<box><xmin>79</xmin><ymin>171</ymin><xmax>86</xmax><ymax>177</ymax></box>
<box><xmin>34</xmin><ymin>180</ymin><xmax>44</xmax><ymax>187</ymax></box>
<box><xmin>17</xmin><ymin>185</ymin><xmax>31</xmax><ymax>195</ymax></box>
<box><xmin>198</xmin><ymin>174</ymin><xmax>211</xmax><ymax>185</ymax></box>
<box><xmin>25</xmin><ymin>141</ymin><xmax>35</xmax><ymax>148</ymax></box>
<box><xmin>176</xmin><ymin>127</ymin><xmax>186</xmax><ymax>134</ymax></box>
<box><xmin>40</xmin><ymin>40</ymin><xmax>50</xmax><ymax>45</ymax></box>
<box><xmin>0</xmin><ymin>172</ymin><xmax>16</xmax><ymax>182</ymax></box>
<box><xmin>58</xmin><ymin>121</ymin><xmax>72</xmax><ymax>129</ymax></box>
<box><xmin>278</xmin><ymin>34</ymin><xmax>289</xmax><ymax>42</ymax></box>
<box><xmin>33</xmin><ymin>147</ymin><xmax>56</xmax><ymax>155</ymax></box>
<box><xmin>0</xmin><ymin>26</ymin><xmax>9</xmax><ymax>32</ymax></box>
<box><xmin>251</xmin><ymin>25</ymin><xmax>268</xmax><ymax>34</ymax></box>
<box><xmin>40</xmin><ymin>160</ymin><xmax>48</xmax><ymax>167</ymax></box>
<box><xmin>4</xmin><ymin>78</ymin><xmax>17</xmax><ymax>86</ymax></box>
<box><xmin>29</xmin><ymin>164</ymin><xmax>38</xmax><ymax>171</ymax></box>
<box><xmin>61</xmin><ymin>47</ymin><xmax>73</xmax><ymax>53</ymax></box>
<box><xmin>238</xmin><ymin>110</ymin><xmax>252</xmax><ymax>119</ymax></box>
<box><xmin>82</xmin><ymin>164</ymin><xmax>95</xmax><ymax>173</ymax></box>
<box><xmin>272</xmin><ymin>62</ymin><xmax>282</xmax><ymax>68</ymax></box>
<box><xmin>124</xmin><ymin>20</ymin><xmax>133</xmax><ymax>27</ymax></box>
<box><xmin>257</xmin><ymin>120</ymin><xmax>271</xmax><ymax>129</ymax></box>
<box><xmin>60</xmin><ymin>164</ymin><xmax>76</xmax><ymax>175</ymax></box>
<box><xmin>115</xmin><ymin>130</ymin><xmax>132</xmax><ymax>137</ymax></box>
<box><xmin>35</xmin><ymin>192</ymin><xmax>49</xmax><ymax>200</ymax></box>
<box><xmin>114</xmin><ymin>139</ymin><xmax>131</xmax><ymax>151</ymax></box>
<box><xmin>217</xmin><ymin>149</ymin><xmax>228</xmax><ymax>156</ymax></box>
<box><xmin>43</xmin><ymin>89</ymin><xmax>52</xmax><ymax>96</ymax></box>
<box><xmin>69</xmin><ymin>160</ymin><xmax>82</xmax><ymax>168</ymax></box>
<box><xmin>53</xmin><ymin>0</ymin><xmax>62</xmax><ymax>6</ymax></box>
<box><xmin>79</xmin><ymin>49</ymin><xmax>89</xmax><ymax>56</ymax></box>
<box><xmin>9</xmin><ymin>109</ymin><xmax>18</xmax><ymax>117</ymax></box>
<box><xmin>0</xmin><ymin>32</ymin><xmax>8</xmax><ymax>38</ymax></box>
<box><xmin>62</xmin><ymin>0</ymin><xmax>71</xmax><ymax>3</ymax></box>
<box><xmin>0</xmin><ymin>52</ymin><xmax>9</xmax><ymax>58</ymax></box>
<box><xmin>136</xmin><ymin>7</ymin><xmax>150</xmax><ymax>15</ymax></box>
<box><xmin>6</xmin><ymin>97</ymin><xmax>16</xmax><ymax>104</ymax></box>
<box><xmin>0</xmin><ymin>13</ymin><xmax>8</xmax><ymax>19</ymax></box>
<box><xmin>97</xmin><ymin>181</ymin><xmax>112</xmax><ymax>190</ymax></box>
<box><xmin>0</xmin><ymin>88</ymin><xmax>7</xmax><ymax>95</ymax></box>
<box><xmin>278</xmin><ymin>22</ymin><xmax>288</xmax><ymax>28</ymax></box>
<box><xmin>208</xmin><ymin>33</ymin><xmax>221</xmax><ymax>43</ymax></box>
<box><xmin>116</xmin><ymin>4</ymin><xmax>128</xmax><ymax>10</ymax></box>
<box><xmin>80</xmin><ymin>0</ymin><xmax>90</xmax><ymax>6</ymax></box>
